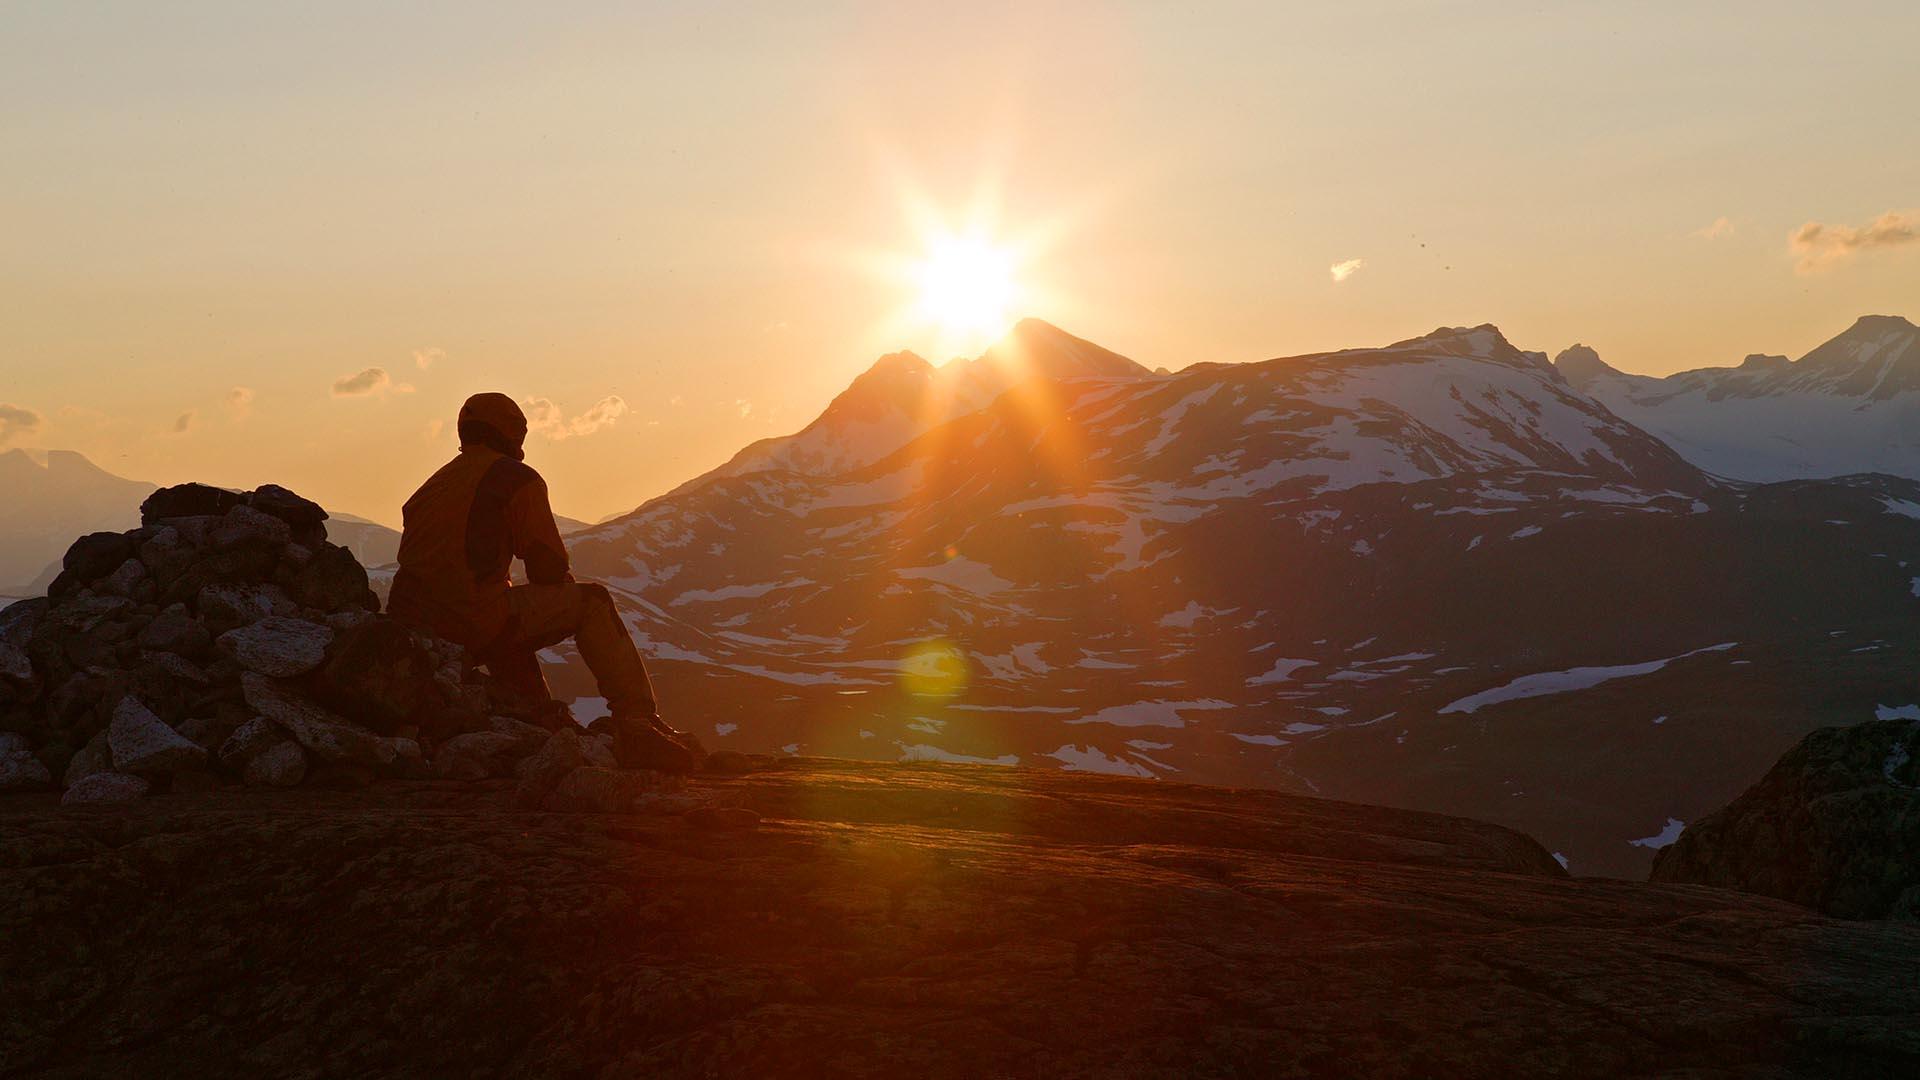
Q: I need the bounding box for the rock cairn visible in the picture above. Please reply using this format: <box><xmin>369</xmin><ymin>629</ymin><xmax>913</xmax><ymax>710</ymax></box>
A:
<box><xmin>0</xmin><ymin>482</ymin><xmax>694</xmax><ymax>814</ymax></box>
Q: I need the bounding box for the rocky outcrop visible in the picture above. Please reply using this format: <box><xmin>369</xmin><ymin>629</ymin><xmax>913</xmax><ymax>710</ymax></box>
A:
<box><xmin>1651</xmin><ymin>718</ymin><xmax>1920</xmax><ymax>919</ymax></box>
<box><xmin>1</xmin><ymin>760</ymin><xmax>1915</xmax><ymax>1077</ymax></box>
<box><xmin>0</xmin><ymin>482</ymin><xmax>663</xmax><ymax>810</ymax></box>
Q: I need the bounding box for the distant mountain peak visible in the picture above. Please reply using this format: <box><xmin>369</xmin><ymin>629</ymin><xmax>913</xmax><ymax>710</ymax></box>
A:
<box><xmin>975</xmin><ymin>318</ymin><xmax>1152</xmax><ymax>382</ymax></box>
<box><xmin>1553</xmin><ymin>344</ymin><xmax>1624</xmax><ymax>388</ymax></box>
<box><xmin>1736</xmin><ymin>353</ymin><xmax>1790</xmax><ymax>373</ymax></box>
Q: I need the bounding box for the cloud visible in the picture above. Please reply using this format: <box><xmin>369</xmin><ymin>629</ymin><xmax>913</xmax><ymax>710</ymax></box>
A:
<box><xmin>332</xmin><ymin>368</ymin><xmax>414</xmax><ymax>397</ymax></box>
<box><xmin>413</xmin><ymin>346</ymin><xmax>444</xmax><ymax>370</ymax></box>
<box><xmin>1790</xmin><ymin>209</ymin><xmax>1919</xmax><ymax>274</ymax></box>
<box><xmin>523</xmin><ymin>395</ymin><xmax>630</xmax><ymax>440</ymax></box>
<box><xmin>424</xmin><ymin>418</ymin><xmax>447</xmax><ymax>442</ymax></box>
<box><xmin>227</xmin><ymin>386</ymin><xmax>255</xmax><ymax>417</ymax></box>
<box><xmin>1692</xmin><ymin>216</ymin><xmax>1735</xmax><ymax>240</ymax></box>
<box><xmin>669</xmin><ymin>395</ymin><xmax>685</xmax><ymax>408</ymax></box>
<box><xmin>735</xmin><ymin>399</ymin><xmax>753</xmax><ymax>418</ymax></box>
<box><xmin>0</xmin><ymin>403</ymin><xmax>43</xmax><ymax>446</ymax></box>
<box><xmin>172</xmin><ymin>411</ymin><xmax>196</xmax><ymax>434</ymax></box>
<box><xmin>1329</xmin><ymin>257</ymin><xmax>1365</xmax><ymax>283</ymax></box>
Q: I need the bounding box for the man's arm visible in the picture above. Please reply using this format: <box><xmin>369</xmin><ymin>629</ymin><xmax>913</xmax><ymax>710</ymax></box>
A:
<box><xmin>507</xmin><ymin>473</ymin><xmax>573</xmax><ymax>585</ymax></box>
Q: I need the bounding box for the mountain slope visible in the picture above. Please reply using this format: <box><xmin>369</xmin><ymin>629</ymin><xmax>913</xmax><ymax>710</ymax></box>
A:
<box><xmin>0</xmin><ymin>449</ymin><xmax>156</xmax><ymax>593</ymax></box>
<box><xmin>559</xmin><ymin>321</ymin><xmax>1920</xmax><ymax>877</ymax></box>
<box><xmin>1559</xmin><ymin>315</ymin><xmax>1920</xmax><ymax>481</ymax></box>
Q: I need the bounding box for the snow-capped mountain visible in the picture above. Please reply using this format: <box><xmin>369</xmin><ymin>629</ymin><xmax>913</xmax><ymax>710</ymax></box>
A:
<box><xmin>1558</xmin><ymin>315</ymin><xmax>1920</xmax><ymax>481</ymax></box>
<box><xmin>0</xmin><ymin>449</ymin><xmax>156</xmax><ymax>594</ymax></box>
<box><xmin>558</xmin><ymin>321</ymin><xmax>1920</xmax><ymax>877</ymax></box>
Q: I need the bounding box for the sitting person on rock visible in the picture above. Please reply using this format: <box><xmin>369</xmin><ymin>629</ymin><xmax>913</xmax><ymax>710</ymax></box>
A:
<box><xmin>387</xmin><ymin>392</ymin><xmax>703</xmax><ymax>773</ymax></box>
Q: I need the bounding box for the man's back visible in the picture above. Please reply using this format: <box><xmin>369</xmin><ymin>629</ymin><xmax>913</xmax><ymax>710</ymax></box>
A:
<box><xmin>389</xmin><ymin>445</ymin><xmax>569</xmax><ymax>649</ymax></box>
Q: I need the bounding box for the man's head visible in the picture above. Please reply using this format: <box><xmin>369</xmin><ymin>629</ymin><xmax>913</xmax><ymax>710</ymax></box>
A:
<box><xmin>457</xmin><ymin>393</ymin><xmax>529</xmax><ymax>460</ymax></box>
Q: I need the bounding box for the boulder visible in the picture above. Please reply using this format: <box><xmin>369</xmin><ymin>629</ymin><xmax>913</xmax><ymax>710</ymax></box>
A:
<box><xmin>1651</xmin><ymin>718</ymin><xmax>1920</xmax><ymax>920</ymax></box>
<box><xmin>1</xmin><ymin>742</ymin><xmax>52</xmax><ymax>791</ymax></box>
<box><xmin>240</xmin><ymin>672</ymin><xmax>395</xmax><ymax>769</ymax></box>
<box><xmin>137</xmin><ymin>604</ymin><xmax>210</xmax><ymax>657</ymax></box>
<box><xmin>217</xmin><ymin>717</ymin><xmax>282</xmax><ymax>768</ymax></box>
<box><xmin>242</xmin><ymin>741</ymin><xmax>308</xmax><ymax>788</ymax></box>
<box><xmin>542</xmin><ymin>766</ymin><xmax>682</xmax><ymax>813</ymax></box>
<box><xmin>108</xmin><ymin>697</ymin><xmax>207</xmax><ymax>774</ymax></box>
<box><xmin>60</xmin><ymin>771</ymin><xmax>150</xmax><ymax>805</ymax></box>
<box><xmin>62</xmin><ymin>730</ymin><xmax>111</xmax><ymax>787</ymax></box>
<box><xmin>140</xmin><ymin>483</ymin><xmax>246</xmax><ymax>524</ymax></box>
<box><xmin>216</xmin><ymin>617</ymin><xmax>334</xmax><ymax>677</ymax></box>
<box><xmin>62</xmin><ymin>532</ymin><xmax>134</xmax><ymax>584</ymax></box>
<box><xmin>210</xmin><ymin>504</ymin><xmax>293</xmax><ymax>551</ymax></box>
<box><xmin>489</xmin><ymin>716</ymin><xmax>551</xmax><ymax>756</ymax></box>
<box><xmin>196</xmin><ymin>583</ymin><xmax>294</xmax><ymax>635</ymax></box>
<box><xmin>309</xmin><ymin>618</ymin><xmax>439</xmax><ymax>734</ymax></box>
<box><xmin>513</xmin><ymin>728</ymin><xmax>591</xmax><ymax>807</ymax></box>
<box><xmin>0</xmin><ymin>641</ymin><xmax>30</xmax><ymax>684</ymax></box>
<box><xmin>248</xmin><ymin>484</ymin><xmax>328</xmax><ymax>531</ymax></box>
<box><xmin>288</xmin><ymin>545</ymin><xmax>377</xmax><ymax>614</ymax></box>
<box><xmin>432</xmin><ymin>731</ymin><xmax>521</xmax><ymax>780</ymax></box>
<box><xmin>99</xmin><ymin>558</ymin><xmax>148</xmax><ymax>598</ymax></box>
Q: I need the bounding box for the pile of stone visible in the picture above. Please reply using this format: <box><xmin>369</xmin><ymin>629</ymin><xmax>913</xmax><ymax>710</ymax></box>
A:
<box><xmin>0</xmin><ymin>482</ymin><xmax>701</xmax><ymax>815</ymax></box>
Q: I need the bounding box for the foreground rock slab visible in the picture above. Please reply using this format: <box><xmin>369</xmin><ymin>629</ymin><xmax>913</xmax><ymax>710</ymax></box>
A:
<box><xmin>1</xmin><ymin>759</ymin><xmax>1916</xmax><ymax>1078</ymax></box>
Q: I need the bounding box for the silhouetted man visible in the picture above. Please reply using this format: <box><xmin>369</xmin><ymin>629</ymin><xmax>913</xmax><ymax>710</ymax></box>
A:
<box><xmin>388</xmin><ymin>392</ymin><xmax>703</xmax><ymax>772</ymax></box>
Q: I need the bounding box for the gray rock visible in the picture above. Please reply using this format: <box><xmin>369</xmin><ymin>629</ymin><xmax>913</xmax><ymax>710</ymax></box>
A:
<box><xmin>138</xmin><ymin>650</ymin><xmax>211</xmax><ymax>685</ymax></box>
<box><xmin>197</xmin><ymin>583</ymin><xmax>294</xmax><ymax>633</ymax></box>
<box><xmin>61</xmin><ymin>771</ymin><xmax>151</xmax><ymax>805</ymax></box>
<box><xmin>432</xmin><ymin>731</ymin><xmax>520</xmax><ymax>780</ymax></box>
<box><xmin>217</xmin><ymin>716</ymin><xmax>281</xmax><ymax>767</ymax></box>
<box><xmin>542</xmin><ymin>766</ymin><xmax>682</xmax><ymax>813</ymax></box>
<box><xmin>514</xmin><ymin>729</ymin><xmax>591</xmax><ymax>806</ymax></box>
<box><xmin>0</xmin><ymin>732</ymin><xmax>28</xmax><ymax>756</ymax></box>
<box><xmin>0</xmin><ymin>641</ymin><xmax>30</xmax><ymax>684</ymax></box>
<box><xmin>216</xmin><ymin>617</ymin><xmax>334</xmax><ymax>677</ymax></box>
<box><xmin>137</xmin><ymin>604</ymin><xmax>209</xmax><ymax>656</ymax></box>
<box><xmin>580</xmin><ymin>733</ymin><xmax>617</xmax><ymax>769</ymax></box>
<box><xmin>240</xmin><ymin>672</ymin><xmax>395</xmax><ymax>768</ymax></box>
<box><xmin>384</xmin><ymin>737</ymin><xmax>430</xmax><ymax>779</ymax></box>
<box><xmin>211</xmin><ymin>504</ymin><xmax>292</xmax><ymax>549</ymax></box>
<box><xmin>0</xmin><ymin>749</ymin><xmax>52</xmax><ymax>791</ymax></box>
<box><xmin>99</xmin><ymin>558</ymin><xmax>148</xmax><ymax>598</ymax></box>
<box><xmin>108</xmin><ymin>696</ymin><xmax>208</xmax><ymax>774</ymax></box>
<box><xmin>62</xmin><ymin>730</ymin><xmax>111</xmax><ymax>787</ymax></box>
<box><xmin>242</xmin><ymin>741</ymin><xmax>307</xmax><ymax>788</ymax></box>
<box><xmin>489</xmin><ymin>715</ymin><xmax>551</xmax><ymax>756</ymax></box>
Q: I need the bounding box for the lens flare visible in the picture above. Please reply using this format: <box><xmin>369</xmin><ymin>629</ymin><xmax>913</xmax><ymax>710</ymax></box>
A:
<box><xmin>900</xmin><ymin>640</ymin><xmax>970</xmax><ymax>700</ymax></box>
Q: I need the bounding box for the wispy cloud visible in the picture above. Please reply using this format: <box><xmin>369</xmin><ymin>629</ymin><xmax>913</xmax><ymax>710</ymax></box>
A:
<box><xmin>735</xmin><ymin>399</ymin><xmax>753</xmax><ymax>418</ymax></box>
<box><xmin>1692</xmin><ymin>216</ymin><xmax>1736</xmax><ymax>240</ymax></box>
<box><xmin>1329</xmin><ymin>257</ymin><xmax>1365</xmax><ymax>283</ymax></box>
<box><xmin>172</xmin><ymin>410</ymin><xmax>196</xmax><ymax>434</ymax></box>
<box><xmin>524</xmin><ymin>395</ymin><xmax>629</xmax><ymax>440</ymax></box>
<box><xmin>331</xmin><ymin>367</ymin><xmax>415</xmax><ymax>397</ymax></box>
<box><xmin>227</xmin><ymin>386</ymin><xmax>255</xmax><ymax>418</ymax></box>
<box><xmin>413</xmin><ymin>346</ymin><xmax>444</xmax><ymax>370</ymax></box>
<box><xmin>1790</xmin><ymin>209</ymin><xmax>1919</xmax><ymax>274</ymax></box>
<box><xmin>0</xmin><ymin>403</ymin><xmax>43</xmax><ymax>446</ymax></box>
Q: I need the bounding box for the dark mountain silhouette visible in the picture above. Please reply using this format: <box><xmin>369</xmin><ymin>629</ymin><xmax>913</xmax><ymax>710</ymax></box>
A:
<box><xmin>559</xmin><ymin>321</ymin><xmax>1920</xmax><ymax>877</ymax></box>
<box><xmin>1558</xmin><ymin>315</ymin><xmax>1920</xmax><ymax>480</ymax></box>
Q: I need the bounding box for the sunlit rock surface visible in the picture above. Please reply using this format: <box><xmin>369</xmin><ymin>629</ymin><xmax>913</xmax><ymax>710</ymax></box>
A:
<box><xmin>4</xmin><ymin>759</ymin><xmax>1916</xmax><ymax>1077</ymax></box>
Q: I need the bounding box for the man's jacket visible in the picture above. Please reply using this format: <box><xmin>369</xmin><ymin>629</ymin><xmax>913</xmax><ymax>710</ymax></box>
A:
<box><xmin>387</xmin><ymin>445</ymin><xmax>571</xmax><ymax>650</ymax></box>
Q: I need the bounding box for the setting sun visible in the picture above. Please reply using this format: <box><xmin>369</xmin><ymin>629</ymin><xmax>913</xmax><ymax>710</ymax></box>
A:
<box><xmin>913</xmin><ymin>231</ymin><xmax>1020</xmax><ymax>344</ymax></box>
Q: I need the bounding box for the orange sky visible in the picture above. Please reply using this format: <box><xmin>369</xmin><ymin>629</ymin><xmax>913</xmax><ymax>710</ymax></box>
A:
<box><xmin>3</xmin><ymin>2</ymin><xmax>1918</xmax><ymax>524</ymax></box>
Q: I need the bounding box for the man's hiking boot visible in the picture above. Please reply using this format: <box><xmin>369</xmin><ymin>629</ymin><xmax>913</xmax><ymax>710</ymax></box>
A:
<box><xmin>607</xmin><ymin>714</ymin><xmax>706</xmax><ymax>774</ymax></box>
